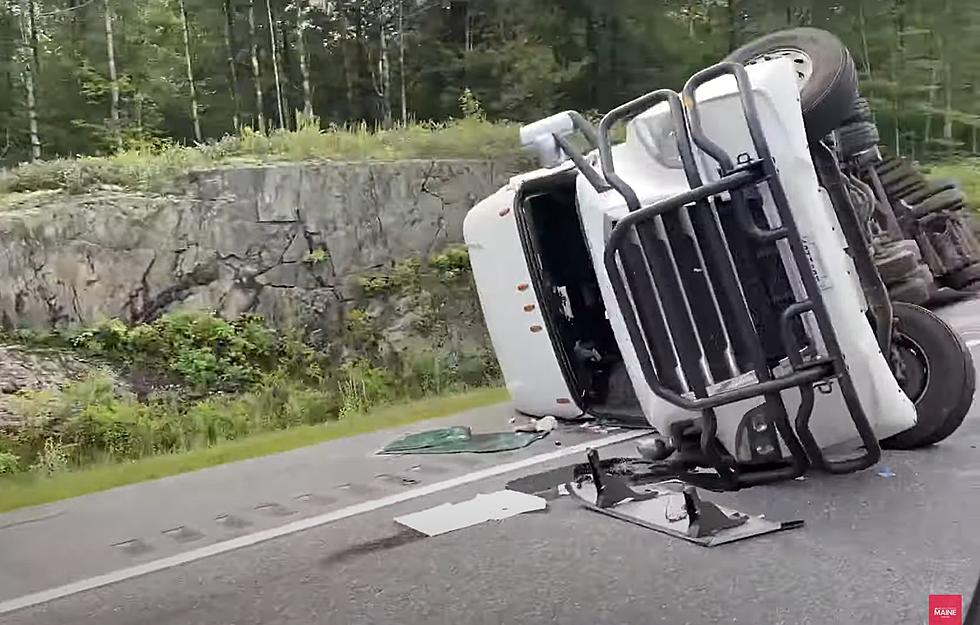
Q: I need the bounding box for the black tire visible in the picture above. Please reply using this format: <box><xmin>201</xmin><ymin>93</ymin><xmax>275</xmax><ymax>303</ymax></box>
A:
<box><xmin>876</xmin><ymin>157</ymin><xmax>905</xmax><ymax>175</ymax></box>
<box><xmin>881</xmin><ymin>303</ymin><xmax>975</xmax><ymax>449</ymax></box>
<box><xmin>724</xmin><ymin>28</ymin><xmax>859</xmax><ymax>141</ymax></box>
<box><xmin>875</xmin><ymin>244</ymin><xmax>922</xmax><ymax>285</ymax></box>
<box><xmin>888</xmin><ymin>274</ymin><xmax>932</xmax><ymax>305</ymax></box>
<box><xmin>879</xmin><ymin>166</ymin><xmax>920</xmax><ymax>188</ymax></box>
<box><xmin>845</xmin><ymin>96</ymin><xmax>873</xmax><ymax>124</ymax></box>
<box><xmin>891</xmin><ymin>178</ymin><xmax>929</xmax><ymax>200</ymax></box>
<box><xmin>948</xmin><ymin>262</ymin><xmax>980</xmax><ymax>290</ymax></box>
<box><xmin>837</xmin><ymin>121</ymin><xmax>880</xmax><ymax>157</ymax></box>
<box><xmin>911</xmin><ymin>188</ymin><xmax>967</xmax><ymax>218</ymax></box>
<box><xmin>903</xmin><ymin>180</ymin><xmax>958</xmax><ymax>206</ymax></box>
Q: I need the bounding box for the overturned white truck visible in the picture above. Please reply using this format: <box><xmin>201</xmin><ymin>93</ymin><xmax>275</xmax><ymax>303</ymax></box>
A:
<box><xmin>465</xmin><ymin>28</ymin><xmax>976</xmax><ymax>490</ymax></box>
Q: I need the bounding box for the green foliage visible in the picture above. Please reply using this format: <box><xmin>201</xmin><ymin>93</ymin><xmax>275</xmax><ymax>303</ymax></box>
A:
<box><xmin>68</xmin><ymin>312</ymin><xmax>288</xmax><ymax>393</ymax></box>
<box><xmin>459</xmin><ymin>89</ymin><xmax>486</xmax><ymax>121</ymax></box>
<box><xmin>303</xmin><ymin>248</ymin><xmax>330</xmax><ymax>266</ymax></box>
<box><xmin>357</xmin><ymin>257</ymin><xmax>423</xmax><ymax>296</ymax></box>
<box><xmin>0</xmin><ymin>119</ymin><xmax>522</xmax><ymax>199</ymax></box>
<box><xmin>1</xmin><ymin>282</ymin><xmax>499</xmax><ymax>477</ymax></box>
<box><xmin>0</xmin><ymin>451</ymin><xmax>21</xmax><ymax>475</ymax></box>
<box><xmin>430</xmin><ymin>246</ymin><xmax>471</xmax><ymax>282</ymax></box>
<box><xmin>8</xmin><ymin>0</ymin><xmax>980</xmax><ymax>170</ymax></box>
<box><xmin>928</xmin><ymin>159</ymin><xmax>980</xmax><ymax>210</ymax></box>
<box><xmin>29</xmin><ymin>439</ymin><xmax>71</xmax><ymax>475</ymax></box>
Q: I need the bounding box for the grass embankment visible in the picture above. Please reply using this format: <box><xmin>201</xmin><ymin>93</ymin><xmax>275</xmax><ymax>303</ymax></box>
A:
<box><xmin>927</xmin><ymin>159</ymin><xmax>980</xmax><ymax>209</ymax></box>
<box><xmin>0</xmin><ymin>387</ymin><xmax>507</xmax><ymax>514</ymax></box>
<box><xmin>0</xmin><ymin>114</ymin><xmax>522</xmax><ymax>205</ymax></box>
<box><xmin>0</xmin><ymin>254</ymin><xmax>503</xmax><ymax>512</ymax></box>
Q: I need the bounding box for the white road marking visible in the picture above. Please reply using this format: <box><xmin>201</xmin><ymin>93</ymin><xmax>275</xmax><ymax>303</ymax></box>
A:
<box><xmin>0</xmin><ymin>429</ymin><xmax>650</xmax><ymax>616</ymax></box>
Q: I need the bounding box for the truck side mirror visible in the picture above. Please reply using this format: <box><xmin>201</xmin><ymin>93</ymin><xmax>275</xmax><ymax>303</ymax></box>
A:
<box><xmin>520</xmin><ymin>112</ymin><xmax>576</xmax><ymax>168</ymax></box>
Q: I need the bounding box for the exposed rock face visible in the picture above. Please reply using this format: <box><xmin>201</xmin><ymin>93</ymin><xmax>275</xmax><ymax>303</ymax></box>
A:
<box><xmin>0</xmin><ymin>160</ymin><xmax>509</xmax><ymax>332</ymax></box>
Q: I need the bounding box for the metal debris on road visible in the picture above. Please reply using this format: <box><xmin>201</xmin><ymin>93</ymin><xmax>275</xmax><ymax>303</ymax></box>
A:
<box><xmin>513</xmin><ymin>415</ymin><xmax>557</xmax><ymax>433</ymax></box>
<box><xmin>566</xmin><ymin>449</ymin><xmax>804</xmax><ymax>547</ymax></box>
<box><xmin>394</xmin><ymin>490</ymin><xmax>547</xmax><ymax>536</ymax></box>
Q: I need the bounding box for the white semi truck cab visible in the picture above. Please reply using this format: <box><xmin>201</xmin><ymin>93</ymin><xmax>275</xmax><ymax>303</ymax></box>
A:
<box><xmin>464</xmin><ymin>28</ymin><xmax>975</xmax><ymax>490</ymax></box>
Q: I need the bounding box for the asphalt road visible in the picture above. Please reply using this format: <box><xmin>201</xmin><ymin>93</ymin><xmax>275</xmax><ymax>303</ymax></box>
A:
<box><xmin>4</xmin><ymin>300</ymin><xmax>980</xmax><ymax>625</ymax></box>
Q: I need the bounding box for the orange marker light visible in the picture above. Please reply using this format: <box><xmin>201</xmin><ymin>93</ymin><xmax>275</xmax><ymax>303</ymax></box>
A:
<box><xmin>523</xmin><ymin>304</ymin><xmax>536</xmax><ymax>312</ymax></box>
<box><xmin>517</xmin><ymin>283</ymin><xmax>530</xmax><ymax>292</ymax></box>
<box><xmin>530</xmin><ymin>325</ymin><xmax>544</xmax><ymax>333</ymax></box>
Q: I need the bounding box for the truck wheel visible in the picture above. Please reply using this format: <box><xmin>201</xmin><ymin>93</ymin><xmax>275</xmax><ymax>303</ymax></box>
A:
<box><xmin>875</xmin><ymin>242</ymin><xmax>922</xmax><ymax>285</ymax></box>
<box><xmin>725</xmin><ymin>27</ymin><xmax>859</xmax><ymax>141</ymax></box>
<box><xmin>837</xmin><ymin>121</ymin><xmax>880</xmax><ymax>158</ymax></box>
<box><xmin>904</xmin><ymin>180</ymin><xmax>958</xmax><ymax>206</ymax></box>
<box><xmin>911</xmin><ymin>188</ymin><xmax>967</xmax><ymax>218</ymax></box>
<box><xmin>948</xmin><ymin>262</ymin><xmax>980</xmax><ymax>290</ymax></box>
<box><xmin>881</xmin><ymin>303</ymin><xmax>976</xmax><ymax>449</ymax></box>
<box><xmin>888</xmin><ymin>272</ymin><xmax>933</xmax><ymax>305</ymax></box>
<box><xmin>845</xmin><ymin>96</ymin><xmax>873</xmax><ymax>124</ymax></box>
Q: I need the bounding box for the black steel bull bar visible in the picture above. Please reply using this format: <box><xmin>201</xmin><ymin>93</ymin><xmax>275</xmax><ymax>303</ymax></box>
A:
<box><xmin>576</xmin><ymin>62</ymin><xmax>882</xmax><ymax>487</ymax></box>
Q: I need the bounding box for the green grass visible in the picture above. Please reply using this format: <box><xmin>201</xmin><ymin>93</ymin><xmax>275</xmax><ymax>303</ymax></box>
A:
<box><xmin>0</xmin><ymin>387</ymin><xmax>509</xmax><ymax>514</ymax></box>
<box><xmin>927</xmin><ymin>158</ymin><xmax>980</xmax><ymax>210</ymax></box>
<box><xmin>0</xmin><ymin>117</ymin><xmax>524</xmax><ymax>203</ymax></box>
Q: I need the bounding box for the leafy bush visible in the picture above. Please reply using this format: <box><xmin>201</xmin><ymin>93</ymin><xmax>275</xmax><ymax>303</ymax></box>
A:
<box><xmin>68</xmin><ymin>312</ymin><xmax>303</xmax><ymax>393</ymax></box>
<box><xmin>0</xmin><ymin>302</ymin><xmax>500</xmax><ymax>477</ymax></box>
<box><xmin>357</xmin><ymin>258</ymin><xmax>423</xmax><ymax>296</ymax></box>
<box><xmin>29</xmin><ymin>439</ymin><xmax>71</xmax><ymax>475</ymax></box>
<box><xmin>0</xmin><ymin>452</ymin><xmax>21</xmax><ymax>475</ymax></box>
<box><xmin>430</xmin><ymin>246</ymin><xmax>471</xmax><ymax>282</ymax></box>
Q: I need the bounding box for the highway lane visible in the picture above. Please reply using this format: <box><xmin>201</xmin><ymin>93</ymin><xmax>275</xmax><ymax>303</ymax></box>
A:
<box><xmin>4</xmin><ymin>299</ymin><xmax>980</xmax><ymax>625</ymax></box>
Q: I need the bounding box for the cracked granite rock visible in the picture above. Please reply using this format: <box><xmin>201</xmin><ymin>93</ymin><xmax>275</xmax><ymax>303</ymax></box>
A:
<box><xmin>0</xmin><ymin>160</ymin><xmax>509</xmax><ymax>331</ymax></box>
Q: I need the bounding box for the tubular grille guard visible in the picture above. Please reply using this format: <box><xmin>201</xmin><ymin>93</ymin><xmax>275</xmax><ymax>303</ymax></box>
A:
<box><xmin>585</xmin><ymin>62</ymin><xmax>882</xmax><ymax>486</ymax></box>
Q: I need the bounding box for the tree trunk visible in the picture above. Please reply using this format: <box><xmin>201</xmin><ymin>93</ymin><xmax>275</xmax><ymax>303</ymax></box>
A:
<box><xmin>247</xmin><ymin>0</ymin><xmax>265</xmax><ymax>133</ymax></box>
<box><xmin>942</xmin><ymin>0</ymin><xmax>954</xmax><ymax>152</ymax></box>
<box><xmin>295</xmin><ymin>0</ymin><xmax>314</xmax><ymax>119</ymax></box>
<box><xmin>20</xmin><ymin>0</ymin><xmax>41</xmax><ymax>160</ymax></box>
<box><xmin>277</xmin><ymin>15</ymin><xmax>294</xmax><ymax>128</ymax></box>
<box><xmin>398</xmin><ymin>0</ymin><xmax>406</xmax><ymax>124</ymax></box>
<box><xmin>893</xmin><ymin>0</ymin><xmax>905</xmax><ymax>155</ymax></box>
<box><xmin>264</xmin><ymin>0</ymin><xmax>286</xmax><ymax>129</ymax></box>
<box><xmin>222</xmin><ymin>0</ymin><xmax>242</xmax><ymax>131</ymax></box>
<box><xmin>339</xmin><ymin>10</ymin><xmax>355</xmax><ymax>118</ymax></box>
<box><xmin>178</xmin><ymin>0</ymin><xmax>202</xmax><ymax>142</ymax></box>
<box><xmin>858</xmin><ymin>0</ymin><xmax>873</xmax><ymax>113</ymax></box>
<box><xmin>379</xmin><ymin>11</ymin><xmax>391</xmax><ymax>126</ymax></box>
<box><xmin>103</xmin><ymin>0</ymin><xmax>121</xmax><ymax>150</ymax></box>
<box><xmin>924</xmin><ymin>61</ymin><xmax>939</xmax><ymax>145</ymax></box>
<box><xmin>27</xmin><ymin>0</ymin><xmax>39</xmax><ymax>70</ymax></box>
<box><xmin>943</xmin><ymin>60</ymin><xmax>953</xmax><ymax>143</ymax></box>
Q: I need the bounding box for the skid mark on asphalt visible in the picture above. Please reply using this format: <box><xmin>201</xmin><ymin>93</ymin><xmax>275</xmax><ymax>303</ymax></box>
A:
<box><xmin>319</xmin><ymin>527</ymin><xmax>427</xmax><ymax>567</ymax></box>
